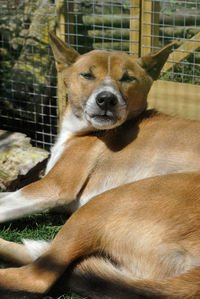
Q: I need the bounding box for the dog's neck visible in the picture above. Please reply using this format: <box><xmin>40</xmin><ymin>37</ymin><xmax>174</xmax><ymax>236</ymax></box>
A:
<box><xmin>61</xmin><ymin>102</ymin><xmax>155</xmax><ymax>140</ymax></box>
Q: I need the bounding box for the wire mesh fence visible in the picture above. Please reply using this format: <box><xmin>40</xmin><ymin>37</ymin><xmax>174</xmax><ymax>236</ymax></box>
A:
<box><xmin>140</xmin><ymin>0</ymin><xmax>200</xmax><ymax>119</ymax></box>
<box><xmin>140</xmin><ymin>0</ymin><xmax>200</xmax><ymax>84</ymax></box>
<box><xmin>0</xmin><ymin>0</ymin><xmax>200</xmax><ymax>149</ymax></box>
<box><xmin>0</xmin><ymin>0</ymin><xmax>57</xmax><ymax>149</ymax></box>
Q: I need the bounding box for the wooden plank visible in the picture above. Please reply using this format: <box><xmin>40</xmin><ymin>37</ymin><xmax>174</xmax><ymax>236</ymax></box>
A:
<box><xmin>56</xmin><ymin>1</ymin><xmax>74</xmax><ymax>128</ymax></box>
<box><xmin>129</xmin><ymin>0</ymin><xmax>140</xmax><ymax>57</ymax></box>
<box><xmin>151</xmin><ymin>1</ymin><xmax>160</xmax><ymax>48</ymax></box>
<box><xmin>148</xmin><ymin>80</ymin><xmax>200</xmax><ymax>121</ymax></box>
<box><xmin>56</xmin><ymin>0</ymin><xmax>67</xmax><ymax>128</ymax></box>
<box><xmin>163</xmin><ymin>31</ymin><xmax>200</xmax><ymax>72</ymax></box>
<box><xmin>140</xmin><ymin>1</ymin><xmax>160</xmax><ymax>56</ymax></box>
<box><xmin>129</xmin><ymin>1</ymin><xmax>160</xmax><ymax>57</ymax></box>
<box><xmin>140</xmin><ymin>0</ymin><xmax>152</xmax><ymax>56</ymax></box>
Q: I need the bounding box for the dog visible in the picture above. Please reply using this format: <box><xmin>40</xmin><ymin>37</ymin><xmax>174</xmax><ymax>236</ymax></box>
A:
<box><xmin>0</xmin><ymin>32</ymin><xmax>200</xmax><ymax>298</ymax></box>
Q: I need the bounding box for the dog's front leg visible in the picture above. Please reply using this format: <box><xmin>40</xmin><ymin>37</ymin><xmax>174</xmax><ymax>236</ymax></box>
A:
<box><xmin>0</xmin><ymin>177</ymin><xmax>64</xmax><ymax>222</ymax></box>
<box><xmin>0</xmin><ymin>135</ymin><xmax>101</xmax><ymax>222</ymax></box>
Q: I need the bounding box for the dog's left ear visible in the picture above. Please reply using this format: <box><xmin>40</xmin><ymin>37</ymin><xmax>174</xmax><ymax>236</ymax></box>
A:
<box><xmin>138</xmin><ymin>42</ymin><xmax>176</xmax><ymax>80</ymax></box>
<box><xmin>49</xmin><ymin>31</ymin><xmax>80</xmax><ymax>72</ymax></box>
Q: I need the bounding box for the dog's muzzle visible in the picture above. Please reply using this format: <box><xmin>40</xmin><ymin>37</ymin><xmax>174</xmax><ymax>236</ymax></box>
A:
<box><xmin>84</xmin><ymin>84</ymin><xmax>127</xmax><ymax>130</ymax></box>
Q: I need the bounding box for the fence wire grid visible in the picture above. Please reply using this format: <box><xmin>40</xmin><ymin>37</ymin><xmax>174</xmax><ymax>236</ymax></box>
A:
<box><xmin>0</xmin><ymin>0</ymin><xmax>200</xmax><ymax>149</ymax></box>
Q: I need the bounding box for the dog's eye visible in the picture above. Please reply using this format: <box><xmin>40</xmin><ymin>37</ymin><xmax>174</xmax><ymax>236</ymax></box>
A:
<box><xmin>81</xmin><ymin>72</ymin><xmax>95</xmax><ymax>80</ymax></box>
<box><xmin>119</xmin><ymin>73</ymin><xmax>136</xmax><ymax>83</ymax></box>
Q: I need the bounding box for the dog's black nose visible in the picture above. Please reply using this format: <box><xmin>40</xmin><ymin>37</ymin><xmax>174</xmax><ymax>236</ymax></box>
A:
<box><xmin>96</xmin><ymin>91</ymin><xmax>117</xmax><ymax>110</ymax></box>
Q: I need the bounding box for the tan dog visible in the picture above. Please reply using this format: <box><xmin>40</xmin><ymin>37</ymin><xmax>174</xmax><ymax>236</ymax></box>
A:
<box><xmin>0</xmin><ymin>32</ymin><xmax>200</xmax><ymax>298</ymax></box>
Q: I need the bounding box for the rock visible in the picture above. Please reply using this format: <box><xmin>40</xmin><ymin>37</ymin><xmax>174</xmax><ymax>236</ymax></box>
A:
<box><xmin>0</xmin><ymin>130</ymin><xmax>49</xmax><ymax>191</ymax></box>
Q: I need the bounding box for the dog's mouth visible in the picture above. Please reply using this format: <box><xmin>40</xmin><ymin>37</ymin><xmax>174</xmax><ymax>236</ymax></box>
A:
<box><xmin>86</xmin><ymin>110</ymin><xmax>126</xmax><ymax>130</ymax></box>
<box><xmin>84</xmin><ymin>89</ymin><xmax>128</xmax><ymax>130</ymax></box>
<box><xmin>91</xmin><ymin>113</ymin><xmax>117</xmax><ymax>124</ymax></box>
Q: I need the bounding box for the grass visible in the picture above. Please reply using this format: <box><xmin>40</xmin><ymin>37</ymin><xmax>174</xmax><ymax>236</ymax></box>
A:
<box><xmin>0</xmin><ymin>213</ymin><xmax>65</xmax><ymax>242</ymax></box>
<box><xmin>0</xmin><ymin>211</ymin><xmax>86</xmax><ymax>299</ymax></box>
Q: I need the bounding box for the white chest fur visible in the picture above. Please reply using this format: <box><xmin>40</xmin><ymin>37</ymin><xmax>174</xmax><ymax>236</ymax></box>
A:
<box><xmin>45</xmin><ymin>109</ymin><xmax>93</xmax><ymax>175</ymax></box>
<box><xmin>45</xmin><ymin>124</ymin><xmax>72</xmax><ymax>175</ymax></box>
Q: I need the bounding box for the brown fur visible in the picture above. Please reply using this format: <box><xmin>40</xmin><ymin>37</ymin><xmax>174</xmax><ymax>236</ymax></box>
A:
<box><xmin>0</xmin><ymin>33</ymin><xmax>200</xmax><ymax>298</ymax></box>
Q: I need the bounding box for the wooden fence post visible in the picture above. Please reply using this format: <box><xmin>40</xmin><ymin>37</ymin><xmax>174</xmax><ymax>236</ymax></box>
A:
<box><xmin>129</xmin><ymin>0</ymin><xmax>160</xmax><ymax>57</ymax></box>
<box><xmin>129</xmin><ymin>0</ymin><xmax>140</xmax><ymax>56</ymax></box>
<box><xmin>56</xmin><ymin>0</ymin><xmax>74</xmax><ymax>128</ymax></box>
<box><xmin>140</xmin><ymin>0</ymin><xmax>160</xmax><ymax>56</ymax></box>
<box><xmin>56</xmin><ymin>0</ymin><xmax>66</xmax><ymax>129</ymax></box>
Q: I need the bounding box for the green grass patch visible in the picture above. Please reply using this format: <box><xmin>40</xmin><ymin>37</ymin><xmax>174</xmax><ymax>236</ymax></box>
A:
<box><xmin>0</xmin><ymin>213</ymin><xmax>66</xmax><ymax>242</ymax></box>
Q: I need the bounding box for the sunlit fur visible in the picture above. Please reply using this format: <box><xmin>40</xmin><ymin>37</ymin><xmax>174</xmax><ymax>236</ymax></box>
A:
<box><xmin>0</xmin><ymin>33</ymin><xmax>200</xmax><ymax>298</ymax></box>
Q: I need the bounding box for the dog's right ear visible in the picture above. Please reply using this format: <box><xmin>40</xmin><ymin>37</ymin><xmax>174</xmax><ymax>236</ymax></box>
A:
<box><xmin>49</xmin><ymin>32</ymin><xmax>80</xmax><ymax>72</ymax></box>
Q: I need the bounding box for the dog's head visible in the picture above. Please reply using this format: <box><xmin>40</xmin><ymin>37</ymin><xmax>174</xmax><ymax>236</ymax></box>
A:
<box><xmin>49</xmin><ymin>32</ymin><xmax>174</xmax><ymax>131</ymax></box>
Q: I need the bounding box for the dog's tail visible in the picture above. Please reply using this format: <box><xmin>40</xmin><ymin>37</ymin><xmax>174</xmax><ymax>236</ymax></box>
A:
<box><xmin>63</xmin><ymin>255</ymin><xmax>200</xmax><ymax>299</ymax></box>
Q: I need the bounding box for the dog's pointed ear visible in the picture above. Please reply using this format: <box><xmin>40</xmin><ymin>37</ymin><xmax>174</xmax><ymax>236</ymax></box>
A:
<box><xmin>49</xmin><ymin>31</ymin><xmax>80</xmax><ymax>72</ymax></box>
<box><xmin>137</xmin><ymin>42</ymin><xmax>176</xmax><ymax>80</ymax></box>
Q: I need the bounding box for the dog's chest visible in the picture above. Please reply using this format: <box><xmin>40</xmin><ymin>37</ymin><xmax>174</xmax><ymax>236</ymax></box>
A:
<box><xmin>68</xmin><ymin>127</ymin><xmax>200</xmax><ymax>212</ymax></box>
<box><xmin>67</xmin><ymin>149</ymin><xmax>183</xmax><ymax>213</ymax></box>
<box><xmin>48</xmin><ymin>116</ymin><xmax>200</xmax><ymax>213</ymax></box>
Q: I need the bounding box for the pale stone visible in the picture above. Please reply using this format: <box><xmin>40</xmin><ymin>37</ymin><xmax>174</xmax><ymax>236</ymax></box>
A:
<box><xmin>0</xmin><ymin>130</ymin><xmax>49</xmax><ymax>191</ymax></box>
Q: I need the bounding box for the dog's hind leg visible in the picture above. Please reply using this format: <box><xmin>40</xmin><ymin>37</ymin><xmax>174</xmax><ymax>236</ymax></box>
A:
<box><xmin>1</xmin><ymin>173</ymin><xmax>200</xmax><ymax>297</ymax></box>
<box><xmin>0</xmin><ymin>238</ymin><xmax>50</xmax><ymax>266</ymax></box>
<box><xmin>65</xmin><ymin>256</ymin><xmax>200</xmax><ymax>299</ymax></box>
<box><xmin>0</xmin><ymin>238</ymin><xmax>148</xmax><ymax>298</ymax></box>
<box><xmin>0</xmin><ymin>200</ymin><xmax>103</xmax><ymax>293</ymax></box>
<box><xmin>0</xmin><ymin>238</ymin><xmax>141</xmax><ymax>298</ymax></box>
